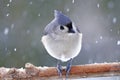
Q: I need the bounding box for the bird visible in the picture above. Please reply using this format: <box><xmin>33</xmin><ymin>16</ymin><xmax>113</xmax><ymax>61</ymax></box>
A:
<box><xmin>41</xmin><ymin>10</ymin><xmax>82</xmax><ymax>78</ymax></box>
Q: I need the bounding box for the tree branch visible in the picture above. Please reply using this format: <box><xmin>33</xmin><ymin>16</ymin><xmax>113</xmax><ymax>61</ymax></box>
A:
<box><xmin>0</xmin><ymin>62</ymin><xmax>120</xmax><ymax>80</ymax></box>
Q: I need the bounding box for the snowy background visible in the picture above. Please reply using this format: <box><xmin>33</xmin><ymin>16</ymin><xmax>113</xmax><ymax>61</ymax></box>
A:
<box><xmin>0</xmin><ymin>0</ymin><xmax>120</xmax><ymax>79</ymax></box>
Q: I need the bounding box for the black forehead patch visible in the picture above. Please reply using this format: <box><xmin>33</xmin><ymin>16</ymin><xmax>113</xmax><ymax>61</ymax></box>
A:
<box><xmin>65</xmin><ymin>22</ymin><xmax>72</xmax><ymax>29</ymax></box>
<box><xmin>65</xmin><ymin>22</ymin><xmax>75</xmax><ymax>33</ymax></box>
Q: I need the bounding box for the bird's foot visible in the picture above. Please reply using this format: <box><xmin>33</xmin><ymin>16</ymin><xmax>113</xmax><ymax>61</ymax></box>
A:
<box><xmin>57</xmin><ymin>62</ymin><xmax>62</xmax><ymax>78</ymax></box>
<box><xmin>66</xmin><ymin>58</ymin><xmax>72</xmax><ymax>78</ymax></box>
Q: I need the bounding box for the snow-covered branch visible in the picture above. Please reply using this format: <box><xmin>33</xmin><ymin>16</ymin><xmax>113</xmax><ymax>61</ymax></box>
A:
<box><xmin>0</xmin><ymin>62</ymin><xmax>120</xmax><ymax>80</ymax></box>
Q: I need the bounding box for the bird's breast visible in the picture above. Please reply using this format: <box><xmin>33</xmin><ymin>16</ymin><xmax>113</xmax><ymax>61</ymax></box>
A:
<box><xmin>41</xmin><ymin>33</ymin><xmax>82</xmax><ymax>62</ymax></box>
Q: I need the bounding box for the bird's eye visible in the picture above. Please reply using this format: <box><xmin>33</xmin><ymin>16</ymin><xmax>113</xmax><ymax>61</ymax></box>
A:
<box><xmin>60</xmin><ymin>26</ymin><xmax>64</xmax><ymax>30</ymax></box>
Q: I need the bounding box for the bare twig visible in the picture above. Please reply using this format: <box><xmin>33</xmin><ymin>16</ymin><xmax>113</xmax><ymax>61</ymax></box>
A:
<box><xmin>0</xmin><ymin>62</ymin><xmax>120</xmax><ymax>80</ymax></box>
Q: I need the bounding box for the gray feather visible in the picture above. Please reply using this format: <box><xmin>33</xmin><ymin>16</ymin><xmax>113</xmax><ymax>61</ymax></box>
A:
<box><xmin>43</xmin><ymin>10</ymin><xmax>72</xmax><ymax>35</ymax></box>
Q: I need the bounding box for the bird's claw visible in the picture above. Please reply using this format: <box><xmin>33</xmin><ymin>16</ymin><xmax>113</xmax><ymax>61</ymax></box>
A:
<box><xmin>57</xmin><ymin>62</ymin><xmax>62</xmax><ymax>77</ymax></box>
<box><xmin>66</xmin><ymin>58</ymin><xmax>72</xmax><ymax>78</ymax></box>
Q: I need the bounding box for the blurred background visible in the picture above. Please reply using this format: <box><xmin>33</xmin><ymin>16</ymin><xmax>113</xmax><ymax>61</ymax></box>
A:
<box><xmin>0</xmin><ymin>0</ymin><xmax>120</xmax><ymax>79</ymax></box>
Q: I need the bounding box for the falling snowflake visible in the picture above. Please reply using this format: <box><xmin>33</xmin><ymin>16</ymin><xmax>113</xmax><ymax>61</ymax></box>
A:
<box><xmin>5</xmin><ymin>48</ymin><xmax>8</xmax><ymax>51</ymax></box>
<box><xmin>117</xmin><ymin>40</ymin><xmax>120</xmax><ymax>45</ymax></box>
<box><xmin>95</xmin><ymin>40</ymin><xmax>98</xmax><ymax>44</ymax></box>
<box><xmin>66</xmin><ymin>8</ymin><xmax>70</xmax><ymax>12</ymax></box>
<box><xmin>9</xmin><ymin>0</ymin><xmax>12</xmax><ymax>3</ymax></box>
<box><xmin>29</xmin><ymin>1</ymin><xmax>33</xmax><ymax>5</ymax></box>
<box><xmin>11</xmin><ymin>24</ymin><xmax>14</xmax><ymax>29</ymax></box>
<box><xmin>97</xmin><ymin>3</ymin><xmax>100</xmax><ymax>8</ymax></box>
<box><xmin>112</xmin><ymin>17</ymin><xmax>117</xmax><ymax>24</ymax></box>
<box><xmin>72</xmin><ymin>0</ymin><xmax>75</xmax><ymax>4</ymax></box>
<box><xmin>100</xmin><ymin>36</ymin><xmax>103</xmax><ymax>40</ymax></box>
<box><xmin>38</xmin><ymin>13</ymin><xmax>41</xmax><ymax>16</ymax></box>
<box><xmin>110</xmin><ymin>29</ymin><xmax>112</xmax><ymax>32</ymax></box>
<box><xmin>4</xmin><ymin>28</ymin><xmax>9</xmax><ymax>35</ymax></box>
<box><xmin>6</xmin><ymin>13</ymin><xmax>10</xmax><ymax>16</ymax></box>
<box><xmin>7</xmin><ymin>4</ymin><xmax>10</xmax><ymax>7</ymax></box>
<box><xmin>14</xmin><ymin>48</ymin><xmax>17</xmax><ymax>51</ymax></box>
<box><xmin>26</xmin><ymin>30</ymin><xmax>30</xmax><ymax>34</ymax></box>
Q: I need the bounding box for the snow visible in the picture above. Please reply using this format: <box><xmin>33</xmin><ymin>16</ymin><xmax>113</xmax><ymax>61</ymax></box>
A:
<box><xmin>7</xmin><ymin>4</ymin><xmax>10</xmax><ymax>7</ymax></box>
<box><xmin>78</xmin><ymin>76</ymin><xmax>120</xmax><ymax>80</ymax></box>
<box><xmin>110</xmin><ymin>29</ymin><xmax>112</xmax><ymax>32</ymax></box>
<box><xmin>5</xmin><ymin>48</ymin><xmax>8</xmax><ymax>51</ymax></box>
<box><xmin>6</xmin><ymin>13</ymin><xmax>10</xmax><ymax>17</ymax></box>
<box><xmin>9</xmin><ymin>0</ymin><xmax>12</xmax><ymax>3</ymax></box>
<box><xmin>97</xmin><ymin>3</ymin><xmax>100</xmax><ymax>8</ymax></box>
<box><xmin>26</xmin><ymin>30</ymin><xmax>30</xmax><ymax>34</ymax></box>
<box><xmin>66</xmin><ymin>8</ymin><xmax>70</xmax><ymax>12</ymax></box>
<box><xmin>112</xmin><ymin>17</ymin><xmax>117</xmax><ymax>24</ymax></box>
<box><xmin>4</xmin><ymin>28</ymin><xmax>9</xmax><ymax>35</ymax></box>
<box><xmin>94</xmin><ymin>63</ymin><xmax>98</xmax><ymax>64</ymax></box>
<box><xmin>11</xmin><ymin>24</ymin><xmax>14</xmax><ymax>29</ymax></box>
<box><xmin>38</xmin><ymin>13</ymin><xmax>41</xmax><ymax>16</ymax></box>
<box><xmin>29</xmin><ymin>1</ymin><xmax>33</xmax><ymax>5</ymax></box>
<box><xmin>117</xmin><ymin>40</ymin><xmax>120</xmax><ymax>45</ymax></box>
<box><xmin>14</xmin><ymin>48</ymin><xmax>17</xmax><ymax>51</ymax></box>
<box><xmin>95</xmin><ymin>40</ymin><xmax>98</xmax><ymax>44</ymax></box>
<box><xmin>100</xmin><ymin>36</ymin><xmax>103</xmax><ymax>40</ymax></box>
<box><xmin>39</xmin><ymin>66</ymin><xmax>49</xmax><ymax>70</ymax></box>
<box><xmin>72</xmin><ymin>0</ymin><xmax>75</xmax><ymax>4</ymax></box>
<box><xmin>18</xmin><ymin>68</ymin><xmax>24</xmax><ymax>72</ymax></box>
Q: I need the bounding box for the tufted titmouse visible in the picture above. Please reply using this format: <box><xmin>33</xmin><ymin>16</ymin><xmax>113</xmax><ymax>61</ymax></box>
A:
<box><xmin>41</xmin><ymin>10</ymin><xmax>82</xmax><ymax>77</ymax></box>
